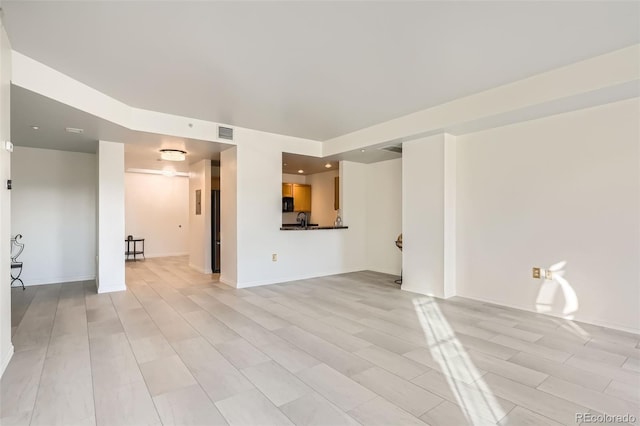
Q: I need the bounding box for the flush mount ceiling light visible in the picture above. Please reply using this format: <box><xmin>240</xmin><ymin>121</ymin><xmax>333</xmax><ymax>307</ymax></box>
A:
<box><xmin>298</xmin><ymin>169</ymin><xmax>304</xmax><ymax>174</ymax></box>
<box><xmin>30</xmin><ymin>125</ymin><xmax>39</xmax><ymax>130</ymax></box>
<box><xmin>325</xmin><ymin>163</ymin><xmax>332</xmax><ymax>168</ymax></box>
<box><xmin>159</xmin><ymin>149</ymin><xmax>187</xmax><ymax>161</ymax></box>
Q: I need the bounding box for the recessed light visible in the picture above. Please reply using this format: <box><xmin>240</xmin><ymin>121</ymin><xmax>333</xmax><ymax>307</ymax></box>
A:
<box><xmin>65</xmin><ymin>127</ymin><xmax>84</xmax><ymax>134</ymax></box>
<box><xmin>361</xmin><ymin>149</ymin><xmax>366</xmax><ymax>152</ymax></box>
<box><xmin>30</xmin><ymin>125</ymin><xmax>39</xmax><ymax>130</ymax></box>
<box><xmin>298</xmin><ymin>169</ymin><xmax>304</xmax><ymax>174</ymax></box>
<box><xmin>160</xmin><ymin>149</ymin><xmax>187</xmax><ymax>161</ymax></box>
<box><xmin>325</xmin><ymin>163</ymin><xmax>332</xmax><ymax>168</ymax></box>
<box><xmin>283</xmin><ymin>163</ymin><xmax>288</xmax><ymax>166</ymax></box>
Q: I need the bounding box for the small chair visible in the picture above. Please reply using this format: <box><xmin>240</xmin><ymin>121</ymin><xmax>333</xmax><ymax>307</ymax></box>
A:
<box><xmin>11</xmin><ymin>234</ymin><xmax>25</xmax><ymax>290</ymax></box>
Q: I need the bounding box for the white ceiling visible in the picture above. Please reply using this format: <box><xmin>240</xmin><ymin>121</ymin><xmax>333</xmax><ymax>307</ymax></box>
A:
<box><xmin>11</xmin><ymin>86</ymin><xmax>228</xmax><ymax>172</ymax></box>
<box><xmin>11</xmin><ymin>85</ymin><xmax>397</xmax><ymax>174</ymax></box>
<box><xmin>2</xmin><ymin>1</ymin><xmax>638</xmax><ymax>141</ymax></box>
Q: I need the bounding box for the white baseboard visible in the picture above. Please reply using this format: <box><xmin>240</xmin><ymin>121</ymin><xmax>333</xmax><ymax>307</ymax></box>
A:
<box><xmin>234</xmin><ymin>268</ymin><xmax>365</xmax><ymax>289</ymax></box>
<box><xmin>143</xmin><ymin>252</ymin><xmax>189</xmax><ymax>259</ymax></box>
<box><xmin>365</xmin><ymin>267</ymin><xmax>401</xmax><ymax>277</ymax></box>
<box><xmin>97</xmin><ymin>282</ymin><xmax>126</xmax><ymax>294</ymax></box>
<box><xmin>0</xmin><ymin>344</ymin><xmax>14</xmax><ymax>378</ymax></box>
<box><xmin>219</xmin><ymin>276</ymin><xmax>237</xmax><ymax>288</ymax></box>
<box><xmin>458</xmin><ymin>293</ymin><xmax>640</xmax><ymax>335</ymax></box>
<box><xmin>188</xmin><ymin>263</ymin><xmax>213</xmax><ymax>275</ymax></box>
<box><xmin>20</xmin><ymin>275</ymin><xmax>96</xmax><ymax>287</ymax></box>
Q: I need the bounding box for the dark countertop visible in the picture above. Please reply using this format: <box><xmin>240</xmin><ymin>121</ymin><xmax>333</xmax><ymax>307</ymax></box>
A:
<box><xmin>280</xmin><ymin>225</ymin><xmax>349</xmax><ymax>231</ymax></box>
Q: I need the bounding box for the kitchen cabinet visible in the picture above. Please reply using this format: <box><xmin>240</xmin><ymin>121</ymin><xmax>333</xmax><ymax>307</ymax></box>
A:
<box><xmin>282</xmin><ymin>182</ymin><xmax>312</xmax><ymax>212</ymax></box>
<box><xmin>282</xmin><ymin>183</ymin><xmax>293</xmax><ymax>197</ymax></box>
<box><xmin>293</xmin><ymin>184</ymin><xmax>311</xmax><ymax>212</ymax></box>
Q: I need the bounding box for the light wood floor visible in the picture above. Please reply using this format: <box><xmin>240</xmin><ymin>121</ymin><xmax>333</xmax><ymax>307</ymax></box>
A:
<box><xmin>1</xmin><ymin>256</ymin><xmax>639</xmax><ymax>426</ymax></box>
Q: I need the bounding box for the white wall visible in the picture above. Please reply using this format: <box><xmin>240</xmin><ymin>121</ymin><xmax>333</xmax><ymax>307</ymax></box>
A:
<box><xmin>308</xmin><ymin>170</ymin><xmax>339</xmax><ymax>227</ymax></box>
<box><xmin>0</xmin><ymin>20</ymin><xmax>12</xmax><ymax>377</ymax></box>
<box><xmin>231</xmin><ymin>128</ymin><xmax>366</xmax><ymax>288</ymax></box>
<box><xmin>97</xmin><ymin>140</ymin><xmax>125</xmax><ymax>293</ymax></box>
<box><xmin>402</xmin><ymin>135</ymin><xmax>446</xmax><ymax>297</ymax></box>
<box><xmin>340</xmin><ymin>161</ymin><xmax>368</xmax><ymax>273</ymax></box>
<box><xmin>125</xmin><ymin>172</ymin><xmax>189</xmax><ymax>258</ymax></box>
<box><xmin>220</xmin><ymin>147</ymin><xmax>237</xmax><ymax>286</ymax></box>
<box><xmin>188</xmin><ymin>159</ymin><xmax>212</xmax><ymax>274</ymax></box>
<box><xmin>457</xmin><ymin>99</ymin><xmax>640</xmax><ymax>333</ymax></box>
<box><xmin>11</xmin><ymin>147</ymin><xmax>97</xmax><ymax>285</ymax></box>
<box><xmin>365</xmin><ymin>159</ymin><xmax>402</xmax><ymax>276</ymax></box>
<box><xmin>282</xmin><ymin>173</ymin><xmax>306</xmax><ymax>184</ymax></box>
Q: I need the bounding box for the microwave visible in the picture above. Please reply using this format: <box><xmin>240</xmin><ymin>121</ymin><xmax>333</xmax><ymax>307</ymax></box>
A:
<box><xmin>282</xmin><ymin>197</ymin><xmax>294</xmax><ymax>212</ymax></box>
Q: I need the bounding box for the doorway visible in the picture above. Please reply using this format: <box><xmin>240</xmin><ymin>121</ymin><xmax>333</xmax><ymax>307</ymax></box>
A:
<box><xmin>211</xmin><ymin>189</ymin><xmax>221</xmax><ymax>273</ymax></box>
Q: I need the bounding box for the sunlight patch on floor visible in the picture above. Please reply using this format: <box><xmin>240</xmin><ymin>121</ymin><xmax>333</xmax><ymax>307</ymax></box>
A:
<box><xmin>413</xmin><ymin>298</ymin><xmax>507</xmax><ymax>424</ymax></box>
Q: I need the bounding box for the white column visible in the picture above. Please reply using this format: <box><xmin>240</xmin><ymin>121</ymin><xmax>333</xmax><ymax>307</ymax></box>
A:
<box><xmin>97</xmin><ymin>140</ymin><xmax>125</xmax><ymax>293</ymax></box>
<box><xmin>402</xmin><ymin>133</ymin><xmax>457</xmax><ymax>298</ymax></box>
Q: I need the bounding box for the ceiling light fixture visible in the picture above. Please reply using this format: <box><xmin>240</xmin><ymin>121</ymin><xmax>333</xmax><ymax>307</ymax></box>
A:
<box><xmin>159</xmin><ymin>149</ymin><xmax>187</xmax><ymax>161</ymax></box>
<box><xmin>65</xmin><ymin>127</ymin><xmax>84</xmax><ymax>134</ymax></box>
<box><xmin>31</xmin><ymin>125</ymin><xmax>39</xmax><ymax>130</ymax></box>
<box><xmin>361</xmin><ymin>149</ymin><xmax>366</xmax><ymax>152</ymax></box>
<box><xmin>325</xmin><ymin>163</ymin><xmax>332</xmax><ymax>168</ymax></box>
<box><xmin>298</xmin><ymin>169</ymin><xmax>304</xmax><ymax>174</ymax></box>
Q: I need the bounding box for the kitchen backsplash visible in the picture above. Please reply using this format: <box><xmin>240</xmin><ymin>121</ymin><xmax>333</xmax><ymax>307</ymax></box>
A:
<box><xmin>282</xmin><ymin>211</ymin><xmax>308</xmax><ymax>224</ymax></box>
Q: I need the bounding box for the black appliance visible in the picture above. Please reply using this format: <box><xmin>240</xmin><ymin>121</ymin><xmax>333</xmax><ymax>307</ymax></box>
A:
<box><xmin>282</xmin><ymin>197</ymin><xmax>294</xmax><ymax>212</ymax></box>
<box><xmin>212</xmin><ymin>190</ymin><xmax>221</xmax><ymax>273</ymax></box>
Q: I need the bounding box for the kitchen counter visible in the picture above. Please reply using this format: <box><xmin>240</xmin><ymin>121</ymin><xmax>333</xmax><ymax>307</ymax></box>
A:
<box><xmin>280</xmin><ymin>225</ymin><xmax>349</xmax><ymax>231</ymax></box>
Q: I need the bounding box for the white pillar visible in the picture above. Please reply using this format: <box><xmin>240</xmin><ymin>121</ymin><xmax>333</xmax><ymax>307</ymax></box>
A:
<box><xmin>402</xmin><ymin>133</ymin><xmax>456</xmax><ymax>298</ymax></box>
<box><xmin>97</xmin><ymin>140</ymin><xmax>125</xmax><ymax>293</ymax></box>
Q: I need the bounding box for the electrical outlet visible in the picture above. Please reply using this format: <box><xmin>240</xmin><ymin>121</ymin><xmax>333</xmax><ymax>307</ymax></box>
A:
<box><xmin>545</xmin><ymin>269</ymin><xmax>553</xmax><ymax>280</ymax></box>
<box><xmin>272</xmin><ymin>253</ymin><xmax>277</xmax><ymax>262</ymax></box>
<box><xmin>532</xmin><ymin>267</ymin><xmax>541</xmax><ymax>279</ymax></box>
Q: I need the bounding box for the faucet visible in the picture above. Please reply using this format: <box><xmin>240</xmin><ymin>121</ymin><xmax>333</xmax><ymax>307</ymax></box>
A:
<box><xmin>296</xmin><ymin>211</ymin><xmax>308</xmax><ymax>228</ymax></box>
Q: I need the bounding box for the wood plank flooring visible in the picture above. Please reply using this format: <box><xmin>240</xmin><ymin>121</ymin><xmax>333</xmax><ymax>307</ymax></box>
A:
<box><xmin>1</xmin><ymin>256</ymin><xmax>639</xmax><ymax>425</ymax></box>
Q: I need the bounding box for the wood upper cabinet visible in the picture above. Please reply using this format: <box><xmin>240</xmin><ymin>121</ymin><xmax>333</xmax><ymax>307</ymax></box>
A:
<box><xmin>292</xmin><ymin>184</ymin><xmax>311</xmax><ymax>212</ymax></box>
<box><xmin>282</xmin><ymin>183</ymin><xmax>293</xmax><ymax>197</ymax></box>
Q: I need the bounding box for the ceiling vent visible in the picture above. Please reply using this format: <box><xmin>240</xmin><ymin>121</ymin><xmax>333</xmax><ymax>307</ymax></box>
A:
<box><xmin>218</xmin><ymin>126</ymin><xmax>234</xmax><ymax>141</ymax></box>
<box><xmin>379</xmin><ymin>143</ymin><xmax>403</xmax><ymax>154</ymax></box>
